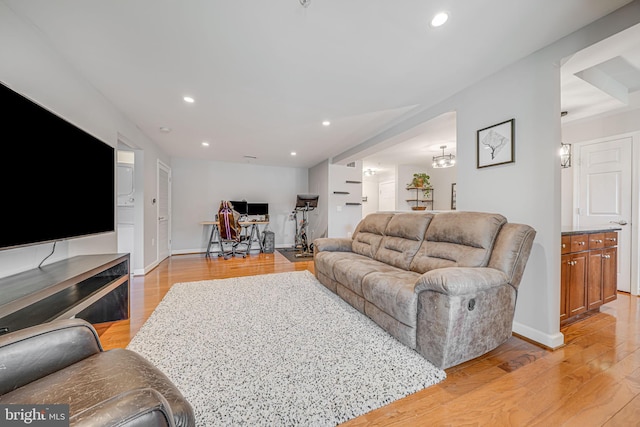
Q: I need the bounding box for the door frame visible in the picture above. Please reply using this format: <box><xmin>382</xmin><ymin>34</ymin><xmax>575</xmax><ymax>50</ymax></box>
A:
<box><xmin>157</xmin><ymin>160</ymin><xmax>171</xmax><ymax>263</ymax></box>
<box><xmin>572</xmin><ymin>131</ymin><xmax>640</xmax><ymax>296</ymax></box>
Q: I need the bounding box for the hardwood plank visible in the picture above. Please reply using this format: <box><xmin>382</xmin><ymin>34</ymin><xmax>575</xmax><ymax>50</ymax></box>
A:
<box><xmin>96</xmin><ymin>253</ymin><xmax>640</xmax><ymax>426</ymax></box>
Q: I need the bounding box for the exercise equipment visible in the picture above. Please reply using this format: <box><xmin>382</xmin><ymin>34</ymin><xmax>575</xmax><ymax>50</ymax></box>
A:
<box><xmin>293</xmin><ymin>194</ymin><xmax>319</xmax><ymax>258</ymax></box>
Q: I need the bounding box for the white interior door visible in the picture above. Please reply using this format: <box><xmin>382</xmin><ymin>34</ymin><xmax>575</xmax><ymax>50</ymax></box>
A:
<box><xmin>157</xmin><ymin>161</ymin><xmax>171</xmax><ymax>262</ymax></box>
<box><xmin>576</xmin><ymin>137</ymin><xmax>632</xmax><ymax>292</ymax></box>
<box><xmin>378</xmin><ymin>180</ymin><xmax>396</xmax><ymax>211</ymax></box>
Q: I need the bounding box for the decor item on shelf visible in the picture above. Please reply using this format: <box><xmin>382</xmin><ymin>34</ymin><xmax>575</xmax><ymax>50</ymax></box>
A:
<box><xmin>408</xmin><ymin>173</ymin><xmax>431</xmax><ymax>190</ymax></box>
<box><xmin>477</xmin><ymin>118</ymin><xmax>515</xmax><ymax>168</ymax></box>
<box><xmin>560</xmin><ymin>142</ymin><xmax>571</xmax><ymax>168</ymax></box>
<box><xmin>432</xmin><ymin>145</ymin><xmax>456</xmax><ymax>168</ymax></box>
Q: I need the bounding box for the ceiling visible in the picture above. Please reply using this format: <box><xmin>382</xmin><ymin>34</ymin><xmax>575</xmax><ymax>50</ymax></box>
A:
<box><xmin>363</xmin><ymin>20</ymin><xmax>640</xmax><ymax>175</ymax></box>
<box><xmin>3</xmin><ymin>0</ymin><xmax>636</xmax><ymax>169</ymax></box>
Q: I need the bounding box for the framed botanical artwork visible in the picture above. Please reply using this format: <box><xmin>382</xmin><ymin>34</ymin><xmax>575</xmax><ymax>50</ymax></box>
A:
<box><xmin>451</xmin><ymin>183</ymin><xmax>456</xmax><ymax>210</ymax></box>
<box><xmin>477</xmin><ymin>119</ymin><xmax>515</xmax><ymax>168</ymax></box>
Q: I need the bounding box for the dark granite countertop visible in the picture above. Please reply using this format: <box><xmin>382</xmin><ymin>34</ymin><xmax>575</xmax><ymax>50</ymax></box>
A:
<box><xmin>561</xmin><ymin>225</ymin><xmax>622</xmax><ymax>236</ymax></box>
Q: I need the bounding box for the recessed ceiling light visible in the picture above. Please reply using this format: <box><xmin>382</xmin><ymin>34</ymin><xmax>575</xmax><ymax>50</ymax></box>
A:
<box><xmin>159</xmin><ymin>127</ymin><xmax>172</xmax><ymax>133</ymax></box>
<box><xmin>430</xmin><ymin>12</ymin><xmax>449</xmax><ymax>27</ymax></box>
<box><xmin>291</xmin><ymin>152</ymin><xmax>297</xmax><ymax>156</ymax></box>
<box><xmin>201</xmin><ymin>141</ymin><xmax>210</xmax><ymax>147</ymax></box>
<box><xmin>322</xmin><ymin>120</ymin><xmax>331</xmax><ymax>126</ymax></box>
<box><xmin>183</xmin><ymin>96</ymin><xmax>195</xmax><ymax>103</ymax></box>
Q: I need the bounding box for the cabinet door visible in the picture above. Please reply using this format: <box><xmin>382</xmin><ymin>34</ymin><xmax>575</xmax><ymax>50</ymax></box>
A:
<box><xmin>603</xmin><ymin>247</ymin><xmax>618</xmax><ymax>304</ymax></box>
<box><xmin>568</xmin><ymin>252</ymin><xmax>588</xmax><ymax>317</ymax></box>
<box><xmin>560</xmin><ymin>254</ymin><xmax>570</xmax><ymax>322</ymax></box>
<box><xmin>587</xmin><ymin>250</ymin><xmax>603</xmax><ymax>311</ymax></box>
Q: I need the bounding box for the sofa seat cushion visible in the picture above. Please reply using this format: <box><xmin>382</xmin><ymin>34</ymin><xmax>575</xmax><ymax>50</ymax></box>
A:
<box><xmin>333</xmin><ymin>257</ymin><xmax>399</xmax><ymax>297</ymax></box>
<box><xmin>362</xmin><ymin>270</ymin><xmax>421</xmax><ymax>327</ymax></box>
<box><xmin>0</xmin><ymin>348</ymin><xmax>194</xmax><ymax>427</ymax></box>
<box><xmin>314</xmin><ymin>251</ymin><xmax>366</xmax><ymax>281</ymax></box>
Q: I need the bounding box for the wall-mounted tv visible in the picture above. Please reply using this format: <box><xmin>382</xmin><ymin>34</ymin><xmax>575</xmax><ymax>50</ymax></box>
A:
<box><xmin>0</xmin><ymin>82</ymin><xmax>115</xmax><ymax>250</ymax></box>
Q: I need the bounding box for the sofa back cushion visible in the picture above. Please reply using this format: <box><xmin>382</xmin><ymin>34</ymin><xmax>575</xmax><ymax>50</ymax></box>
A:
<box><xmin>409</xmin><ymin>212</ymin><xmax>506</xmax><ymax>273</ymax></box>
<box><xmin>352</xmin><ymin>213</ymin><xmax>394</xmax><ymax>258</ymax></box>
<box><xmin>375</xmin><ymin>213</ymin><xmax>433</xmax><ymax>269</ymax></box>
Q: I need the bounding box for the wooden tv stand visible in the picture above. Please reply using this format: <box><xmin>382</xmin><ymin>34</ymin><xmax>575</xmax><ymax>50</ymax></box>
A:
<box><xmin>0</xmin><ymin>253</ymin><xmax>129</xmax><ymax>335</ymax></box>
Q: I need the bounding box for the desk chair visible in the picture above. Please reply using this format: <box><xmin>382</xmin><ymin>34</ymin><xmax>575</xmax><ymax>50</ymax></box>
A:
<box><xmin>218</xmin><ymin>201</ymin><xmax>250</xmax><ymax>259</ymax></box>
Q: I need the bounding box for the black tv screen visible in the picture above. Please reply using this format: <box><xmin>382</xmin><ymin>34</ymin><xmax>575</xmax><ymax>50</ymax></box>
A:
<box><xmin>0</xmin><ymin>82</ymin><xmax>115</xmax><ymax>250</ymax></box>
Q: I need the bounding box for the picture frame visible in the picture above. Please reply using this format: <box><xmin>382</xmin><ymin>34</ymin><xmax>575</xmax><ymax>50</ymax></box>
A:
<box><xmin>451</xmin><ymin>183</ymin><xmax>456</xmax><ymax>210</ymax></box>
<box><xmin>476</xmin><ymin>119</ymin><xmax>515</xmax><ymax>168</ymax></box>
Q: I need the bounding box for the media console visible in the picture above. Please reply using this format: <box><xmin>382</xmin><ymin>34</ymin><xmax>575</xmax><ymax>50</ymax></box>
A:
<box><xmin>0</xmin><ymin>253</ymin><xmax>129</xmax><ymax>335</ymax></box>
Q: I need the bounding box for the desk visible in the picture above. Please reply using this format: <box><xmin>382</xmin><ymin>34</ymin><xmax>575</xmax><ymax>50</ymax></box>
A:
<box><xmin>201</xmin><ymin>221</ymin><xmax>269</xmax><ymax>257</ymax></box>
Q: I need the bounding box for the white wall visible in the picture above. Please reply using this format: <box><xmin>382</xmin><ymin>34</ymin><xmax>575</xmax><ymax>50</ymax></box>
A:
<box><xmin>328</xmin><ymin>162</ymin><xmax>363</xmax><ymax>237</ymax></box>
<box><xmin>362</xmin><ymin>174</ymin><xmax>379</xmax><ymax>217</ymax></box>
<box><xmin>428</xmin><ymin>165</ymin><xmax>457</xmax><ymax>211</ymax></box>
<box><xmin>170</xmin><ymin>158</ymin><xmax>308</xmax><ymax>253</ymax></box>
<box><xmin>309</xmin><ymin>160</ymin><xmax>329</xmax><ymax>241</ymax></box>
<box><xmin>0</xmin><ymin>3</ymin><xmax>169</xmax><ymax>277</ymax></box>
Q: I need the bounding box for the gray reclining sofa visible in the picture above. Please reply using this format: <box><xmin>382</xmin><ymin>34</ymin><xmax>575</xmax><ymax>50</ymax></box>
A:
<box><xmin>313</xmin><ymin>211</ymin><xmax>536</xmax><ymax>369</ymax></box>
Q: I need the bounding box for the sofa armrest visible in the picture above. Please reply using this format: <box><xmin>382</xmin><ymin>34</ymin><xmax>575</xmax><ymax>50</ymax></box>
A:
<box><xmin>313</xmin><ymin>237</ymin><xmax>353</xmax><ymax>253</ymax></box>
<box><xmin>414</xmin><ymin>267</ymin><xmax>510</xmax><ymax>296</ymax></box>
<box><xmin>71</xmin><ymin>388</ymin><xmax>176</xmax><ymax>427</ymax></box>
<box><xmin>0</xmin><ymin>318</ymin><xmax>102</xmax><ymax>396</ymax></box>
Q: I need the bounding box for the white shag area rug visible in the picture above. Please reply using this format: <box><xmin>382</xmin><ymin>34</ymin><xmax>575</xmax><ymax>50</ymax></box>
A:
<box><xmin>127</xmin><ymin>271</ymin><xmax>446</xmax><ymax>426</ymax></box>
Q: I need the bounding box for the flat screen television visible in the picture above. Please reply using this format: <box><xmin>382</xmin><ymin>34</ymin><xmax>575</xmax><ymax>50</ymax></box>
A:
<box><xmin>0</xmin><ymin>82</ymin><xmax>115</xmax><ymax>250</ymax></box>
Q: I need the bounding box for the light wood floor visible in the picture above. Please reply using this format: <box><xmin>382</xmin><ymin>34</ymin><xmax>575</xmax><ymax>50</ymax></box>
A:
<box><xmin>97</xmin><ymin>252</ymin><xmax>640</xmax><ymax>426</ymax></box>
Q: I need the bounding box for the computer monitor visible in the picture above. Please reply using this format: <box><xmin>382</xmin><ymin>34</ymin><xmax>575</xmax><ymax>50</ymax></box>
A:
<box><xmin>229</xmin><ymin>200</ymin><xmax>248</xmax><ymax>215</ymax></box>
<box><xmin>247</xmin><ymin>203</ymin><xmax>269</xmax><ymax>216</ymax></box>
<box><xmin>295</xmin><ymin>194</ymin><xmax>319</xmax><ymax>209</ymax></box>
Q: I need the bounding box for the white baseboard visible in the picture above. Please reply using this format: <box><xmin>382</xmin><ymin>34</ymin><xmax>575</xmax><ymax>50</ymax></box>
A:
<box><xmin>512</xmin><ymin>321</ymin><xmax>565</xmax><ymax>349</ymax></box>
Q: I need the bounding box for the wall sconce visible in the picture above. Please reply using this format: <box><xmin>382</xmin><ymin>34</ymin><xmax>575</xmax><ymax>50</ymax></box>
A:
<box><xmin>560</xmin><ymin>143</ymin><xmax>571</xmax><ymax>168</ymax></box>
<box><xmin>363</xmin><ymin>168</ymin><xmax>376</xmax><ymax>176</ymax></box>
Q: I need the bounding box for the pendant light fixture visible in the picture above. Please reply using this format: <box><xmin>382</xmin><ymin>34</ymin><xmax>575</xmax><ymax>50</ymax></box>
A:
<box><xmin>432</xmin><ymin>145</ymin><xmax>456</xmax><ymax>168</ymax></box>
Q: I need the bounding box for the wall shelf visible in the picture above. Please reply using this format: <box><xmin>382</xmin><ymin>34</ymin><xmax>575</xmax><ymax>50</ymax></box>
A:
<box><xmin>406</xmin><ymin>186</ymin><xmax>433</xmax><ymax>210</ymax></box>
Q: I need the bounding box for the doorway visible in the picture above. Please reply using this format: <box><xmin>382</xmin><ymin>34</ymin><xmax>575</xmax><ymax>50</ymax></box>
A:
<box><xmin>157</xmin><ymin>160</ymin><xmax>171</xmax><ymax>263</ymax></box>
<box><xmin>574</xmin><ymin>136</ymin><xmax>634</xmax><ymax>293</ymax></box>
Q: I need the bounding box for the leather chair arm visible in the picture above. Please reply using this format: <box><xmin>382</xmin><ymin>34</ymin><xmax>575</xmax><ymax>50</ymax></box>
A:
<box><xmin>0</xmin><ymin>318</ymin><xmax>102</xmax><ymax>395</ymax></box>
<box><xmin>414</xmin><ymin>267</ymin><xmax>509</xmax><ymax>296</ymax></box>
<box><xmin>313</xmin><ymin>237</ymin><xmax>353</xmax><ymax>253</ymax></box>
<box><xmin>71</xmin><ymin>388</ymin><xmax>176</xmax><ymax>427</ymax></box>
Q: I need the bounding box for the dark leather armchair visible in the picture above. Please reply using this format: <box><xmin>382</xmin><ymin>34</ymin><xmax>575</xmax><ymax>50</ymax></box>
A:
<box><xmin>0</xmin><ymin>319</ymin><xmax>195</xmax><ymax>427</ymax></box>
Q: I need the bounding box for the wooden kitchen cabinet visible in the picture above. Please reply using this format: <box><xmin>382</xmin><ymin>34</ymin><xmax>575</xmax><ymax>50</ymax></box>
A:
<box><xmin>560</xmin><ymin>230</ymin><xmax>618</xmax><ymax>326</ymax></box>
